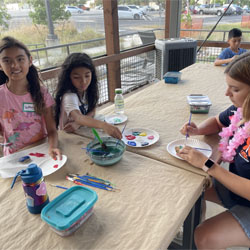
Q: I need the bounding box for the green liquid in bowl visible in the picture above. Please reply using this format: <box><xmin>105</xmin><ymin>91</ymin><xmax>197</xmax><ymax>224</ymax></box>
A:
<box><xmin>87</xmin><ymin>137</ymin><xmax>126</xmax><ymax>166</ymax></box>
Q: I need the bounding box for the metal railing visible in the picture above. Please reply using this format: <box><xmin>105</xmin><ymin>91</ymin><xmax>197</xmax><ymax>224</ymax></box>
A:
<box><xmin>38</xmin><ymin>29</ymin><xmax>250</xmax><ymax>106</ymax></box>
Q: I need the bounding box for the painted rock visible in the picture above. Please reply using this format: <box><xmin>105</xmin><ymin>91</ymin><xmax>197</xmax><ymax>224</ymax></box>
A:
<box><xmin>139</xmin><ymin>132</ymin><xmax>147</xmax><ymax>136</ymax></box>
<box><xmin>147</xmin><ymin>135</ymin><xmax>154</xmax><ymax>140</ymax></box>
<box><xmin>141</xmin><ymin>142</ymin><xmax>149</xmax><ymax>146</ymax></box>
<box><xmin>126</xmin><ymin>135</ymin><xmax>136</xmax><ymax>140</ymax></box>
<box><xmin>128</xmin><ymin>141</ymin><xmax>136</xmax><ymax>146</ymax></box>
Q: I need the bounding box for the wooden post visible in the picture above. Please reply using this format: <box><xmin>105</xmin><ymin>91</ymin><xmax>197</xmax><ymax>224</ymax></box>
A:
<box><xmin>103</xmin><ymin>0</ymin><xmax>121</xmax><ymax>102</ymax></box>
<box><xmin>165</xmin><ymin>0</ymin><xmax>171</xmax><ymax>38</ymax></box>
<box><xmin>165</xmin><ymin>0</ymin><xmax>182</xmax><ymax>38</ymax></box>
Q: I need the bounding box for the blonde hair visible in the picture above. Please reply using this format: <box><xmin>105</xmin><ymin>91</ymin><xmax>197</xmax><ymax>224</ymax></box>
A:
<box><xmin>225</xmin><ymin>52</ymin><xmax>250</xmax><ymax>122</ymax></box>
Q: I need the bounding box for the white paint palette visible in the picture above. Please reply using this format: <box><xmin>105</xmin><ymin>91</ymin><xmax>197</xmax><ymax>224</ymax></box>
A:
<box><xmin>105</xmin><ymin>114</ymin><xmax>128</xmax><ymax>125</ymax></box>
<box><xmin>122</xmin><ymin>128</ymin><xmax>159</xmax><ymax>147</ymax></box>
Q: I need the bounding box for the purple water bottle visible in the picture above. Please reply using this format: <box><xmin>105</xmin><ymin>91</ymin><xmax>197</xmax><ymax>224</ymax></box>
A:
<box><xmin>11</xmin><ymin>163</ymin><xmax>49</xmax><ymax>214</ymax></box>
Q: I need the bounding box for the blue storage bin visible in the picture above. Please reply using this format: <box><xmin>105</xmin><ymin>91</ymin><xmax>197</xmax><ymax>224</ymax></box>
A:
<box><xmin>41</xmin><ymin>186</ymin><xmax>98</xmax><ymax>236</ymax></box>
<box><xmin>163</xmin><ymin>71</ymin><xmax>182</xmax><ymax>84</ymax></box>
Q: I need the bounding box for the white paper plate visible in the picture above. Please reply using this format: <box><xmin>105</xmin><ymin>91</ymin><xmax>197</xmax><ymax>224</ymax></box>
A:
<box><xmin>39</xmin><ymin>155</ymin><xmax>67</xmax><ymax>176</ymax></box>
<box><xmin>105</xmin><ymin>114</ymin><xmax>128</xmax><ymax>125</ymax></box>
<box><xmin>94</xmin><ymin>114</ymin><xmax>105</xmax><ymax>122</ymax></box>
<box><xmin>122</xmin><ymin>128</ymin><xmax>159</xmax><ymax>147</ymax></box>
<box><xmin>167</xmin><ymin>138</ymin><xmax>212</xmax><ymax>160</ymax></box>
<box><xmin>0</xmin><ymin>155</ymin><xmax>67</xmax><ymax>178</ymax></box>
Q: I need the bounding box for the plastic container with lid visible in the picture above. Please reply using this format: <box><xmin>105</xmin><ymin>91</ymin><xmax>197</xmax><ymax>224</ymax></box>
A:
<box><xmin>41</xmin><ymin>186</ymin><xmax>98</xmax><ymax>236</ymax></box>
<box><xmin>187</xmin><ymin>94</ymin><xmax>212</xmax><ymax>114</ymax></box>
<box><xmin>163</xmin><ymin>71</ymin><xmax>182</xmax><ymax>84</ymax></box>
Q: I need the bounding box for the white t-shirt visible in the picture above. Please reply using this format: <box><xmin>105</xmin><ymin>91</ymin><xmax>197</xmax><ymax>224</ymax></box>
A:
<box><xmin>59</xmin><ymin>92</ymin><xmax>88</xmax><ymax>130</ymax></box>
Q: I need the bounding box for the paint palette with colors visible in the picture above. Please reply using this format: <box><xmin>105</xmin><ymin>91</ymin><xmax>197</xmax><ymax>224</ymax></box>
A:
<box><xmin>122</xmin><ymin>128</ymin><xmax>159</xmax><ymax>147</ymax></box>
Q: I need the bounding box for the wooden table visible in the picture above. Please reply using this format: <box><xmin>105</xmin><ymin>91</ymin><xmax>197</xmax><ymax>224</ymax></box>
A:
<box><xmin>77</xmin><ymin>63</ymin><xmax>231</xmax><ymax>177</ymax></box>
<box><xmin>0</xmin><ymin>132</ymin><xmax>205</xmax><ymax>250</ymax></box>
<box><xmin>73</xmin><ymin>63</ymin><xmax>231</xmax><ymax>249</ymax></box>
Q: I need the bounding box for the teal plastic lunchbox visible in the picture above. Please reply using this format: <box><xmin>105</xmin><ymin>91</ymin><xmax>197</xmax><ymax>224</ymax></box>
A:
<box><xmin>41</xmin><ymin>186</ymin><xmax>98</xmax><ymax>236</ymax></box>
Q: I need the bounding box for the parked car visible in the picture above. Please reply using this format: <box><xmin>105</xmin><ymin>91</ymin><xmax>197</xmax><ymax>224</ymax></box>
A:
<box><xmin>117</xmin><ymin>5</ymin><xmax>143</xmax><ymax>20</ymax></box>
<box><xmin>243</xmin><ymin>5</ymin><xmax>250</xmax><ymax>13</ymax></box>
<box><xmin>94</xmin><ymin>5</ymin><xmax>103</xmax><ymax>10</ymax></box>
<box><xmin>182</xmin><ymin>5</ymin><xmax>198</xmax><ymax>14</ymax></box>
<box><xmin>223</xmin><ymin>4</ymin><xmax>243</xmax><ymax>15</ymax></box>
<box><xmin>78</xmin><ymin>4</ymin><xmax>90</xmax><ymax>11</ymax></box>
<box><xmin>141</xmin><ymin>5</ymin><xmax>155</xmax><ymax>12</ymax></box>
<box><xmin>198</xmin><ymin>4</ymin><xmax>233</xmax><ymax>16</ymax></box>
<box><xmin>65</xmin><ymin>6</ymin><xmax>83</xmax><ymax>14</ymax></box>
<box><xmin>128</xmin><ymin>5</ymin><xmax>146</xmax><ymax>15</ymax></box>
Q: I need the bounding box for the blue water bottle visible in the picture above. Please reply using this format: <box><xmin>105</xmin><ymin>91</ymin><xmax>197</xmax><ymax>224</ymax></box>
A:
<box><xmin>11</xmin><ymin>163</ymin><xmax>49</xmax><ymax>214</ymax></box>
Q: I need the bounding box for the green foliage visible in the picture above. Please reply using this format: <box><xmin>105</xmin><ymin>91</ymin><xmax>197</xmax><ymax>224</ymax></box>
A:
<box><xmin>67</xmin><ymin>0</ymin><xmax>86</xmax><ymax>5</ymax></box>
<box><xmin>27</xmin><ymin>0</ymin><xmax>70</xmax><ymax>25</ymax></box>
<box><xmin>0</xmin><ymin>5</ymin><xmax>10</xmax><ymax>29</ymax></box>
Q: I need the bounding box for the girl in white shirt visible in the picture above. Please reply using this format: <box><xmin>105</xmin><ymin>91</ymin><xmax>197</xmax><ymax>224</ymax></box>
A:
<box><xmin>55</xmin><ymin>53</ymin><xmax>122</xmax><ymax>139</ymax></box>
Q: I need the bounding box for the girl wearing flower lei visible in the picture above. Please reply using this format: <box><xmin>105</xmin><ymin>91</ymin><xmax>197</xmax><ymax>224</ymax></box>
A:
<box><xmin>178</xmin><ymin>52</ymin><xmax>250</xmax><ymax>249</ymax></box>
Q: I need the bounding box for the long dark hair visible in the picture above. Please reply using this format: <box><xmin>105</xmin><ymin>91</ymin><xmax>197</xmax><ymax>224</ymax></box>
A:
<box><xmin>0</xmin><ymin>36</ymin><xmax>44</xmax><ymax>114</ymax></box>
<box><xmin>225</xmin><ymin>51</ymin><xmax>250</xmax><ymax>122</ymax></box>
<box><xmin>54</xmin><ymin>53</ymin><xmax>99</xmax><ymax>128</ymax></box>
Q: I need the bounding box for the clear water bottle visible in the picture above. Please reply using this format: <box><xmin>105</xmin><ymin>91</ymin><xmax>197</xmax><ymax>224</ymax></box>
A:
<box><xmin>114</xmin><ymin>88</ymin><xmax>124</xmax><ymax>114</ymax></box>
<box><xmin>11</xmin><ymin>163</ymin><xmax>49</xmax><ymax>214</ymax></box>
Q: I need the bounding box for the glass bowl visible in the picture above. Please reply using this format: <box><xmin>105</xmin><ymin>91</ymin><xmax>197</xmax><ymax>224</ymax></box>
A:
<box><xmin>86</xmin><ymin>137</ymin><xmax>126</xmax><ymax>166</ymax></box>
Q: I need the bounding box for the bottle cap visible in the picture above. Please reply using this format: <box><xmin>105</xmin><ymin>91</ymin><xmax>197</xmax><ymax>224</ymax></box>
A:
<box><xmin>115</xmin><ymin>88</ymin><xmax>122</xmax><ymax>94</ymax></box>
<box><xmin>20</xmin><ymin>164</ymin><xmax>43</xmax><ymax>184</ymax></box>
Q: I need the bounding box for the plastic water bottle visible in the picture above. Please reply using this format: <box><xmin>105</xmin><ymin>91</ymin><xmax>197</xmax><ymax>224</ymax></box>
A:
<box><xmin>114</xmin><ymin>88</ymin><xmax>124</xmax><ymax>114</ymax></box>
<box><xmin>11</xmin><ymin>163</ymin><xmax>49</xmax><ymax>214</ymax></box>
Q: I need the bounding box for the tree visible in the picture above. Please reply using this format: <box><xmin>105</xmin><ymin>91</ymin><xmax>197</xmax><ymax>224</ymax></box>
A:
<box><xmin>67</xmin><ymin>0</ymin><xmax>86</xmax><ymax>5</ymax></box>
<box><xmin>27</xmin><ymin>0</ymin><xmax>70</xmax><ymax>25</ymax></box>
<box><xmin>0</xmin><ymin>5</ymin><xmax>11</xmax><ymax>28</ymax></box>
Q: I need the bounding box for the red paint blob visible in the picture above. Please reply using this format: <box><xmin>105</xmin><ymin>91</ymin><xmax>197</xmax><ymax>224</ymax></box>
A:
<box><xmin>53</xmin><ymin>164</ymin><xmax>59</xmax><ymax>168</ymax></box>
<box><xmin>29</xmin><ymin>152</ymin><xmax>45</xmax><ymax>157</ymax></box>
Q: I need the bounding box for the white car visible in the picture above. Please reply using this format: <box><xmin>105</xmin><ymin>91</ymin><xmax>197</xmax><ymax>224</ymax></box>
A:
<box><xmin>65</xmin><ymin>6</ymin><xmax>83</xmax><ymax>14</ymax></box>
<box><xmin>118</xmin><ymin>5</ymin><xmax>143</xmax><ymax>20</ymax></box>
<box><xmin>128</xmin><ymin>5</ymin><xmax>146</xmax><ymax>15</ymax></box>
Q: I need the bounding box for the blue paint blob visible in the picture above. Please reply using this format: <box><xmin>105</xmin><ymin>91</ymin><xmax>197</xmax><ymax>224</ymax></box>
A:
<box><xmin>128</xmin><ymin>141</ymin><xmax>136</xmax><ymax>146</ymax></box>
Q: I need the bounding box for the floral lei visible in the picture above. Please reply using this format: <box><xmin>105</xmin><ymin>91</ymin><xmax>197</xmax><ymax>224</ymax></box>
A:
<box><xmin>219</xmin><ymin>107</ymin><xmax>250</xmax><ymax>162</ymax></box>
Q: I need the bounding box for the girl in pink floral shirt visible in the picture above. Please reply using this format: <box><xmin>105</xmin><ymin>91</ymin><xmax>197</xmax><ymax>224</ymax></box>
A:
<box><xmin>0</xmin><ymin>36</ymin><xmax>61</xmax><ymax>160</ymax></box>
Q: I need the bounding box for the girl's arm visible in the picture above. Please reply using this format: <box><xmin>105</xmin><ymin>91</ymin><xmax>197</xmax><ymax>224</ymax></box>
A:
<box><xmin>178</xmin><ymin>147</ymin><xmax>250</xmax><ymax>201</ymax></box>
<box><xmin>63</xmin><ymin>109</ymin><xmax>96</xmax><ymax>133</ymax></box>
<box><xmin>180</xmin><ymin>115</ymin><xmax>224</xmax><ymax>136</ymax></box>
<box><xmin>69</xmin><ymin>109</ymin><xmax>122</xmax><ymax>139</ymax></box>
<box><xmin>44</xmin><ymin>106</ymin><xmax>62</xmax><ymax>160</ymax></box>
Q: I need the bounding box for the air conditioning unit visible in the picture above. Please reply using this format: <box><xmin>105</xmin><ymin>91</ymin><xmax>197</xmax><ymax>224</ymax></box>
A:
<box><xmin>155</xmin><ymin>38</ymin><xmax>197</xmax><ymax>80</ymax></box>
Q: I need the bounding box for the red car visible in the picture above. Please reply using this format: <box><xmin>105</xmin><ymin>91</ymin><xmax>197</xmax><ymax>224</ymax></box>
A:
<box><xmin>78</xmin><ymin>4</ymin><xmax>90</xmax><ymax>11</ymax></box>
<box><xmin>182</xmin><ymin>6</ymin><xmax>198</xmax><ymax>14</ymax></box>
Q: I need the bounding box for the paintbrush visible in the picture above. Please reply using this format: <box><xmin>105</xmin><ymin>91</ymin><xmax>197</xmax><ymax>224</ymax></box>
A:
<box><xmin>185</xmin><ymin>112</ymin><xmax>192</xmax><ymax>144</ymax></box>
<box><xmin>115</xmin><ymin>121</ymin><xmax>127</xmax><ymax>147</ymax></box>
<box><xmin>91</xmin><ymin>128</ymin><xmax>108</xmax><ymax>150</ymax></box>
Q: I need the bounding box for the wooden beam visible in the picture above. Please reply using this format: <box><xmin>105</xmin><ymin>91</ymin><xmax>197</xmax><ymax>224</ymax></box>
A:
<box><xmin>165</xmin><ymin>0</ymin><xmax>171</xmax><ymax>38</ymax></box>
<box><xmin>103</xmin><ymin>0</ymin><xmax>121</xmax><ymax>102</ymax></box>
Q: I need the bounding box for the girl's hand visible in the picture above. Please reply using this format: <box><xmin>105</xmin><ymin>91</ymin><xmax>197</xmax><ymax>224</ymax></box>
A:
<box><xmin>177</xmin><ymin>146</ymin><xmax>208</xmax><ymax>169</ymax></box>
<box><xmin>102</xmin><ymin>123</ymin><xmax>122</xmax><ymax>139</ymax></box>
<box><xmin>49</xmin><ymin>147</ymin><xmax>62</xmax><ymax>161</ymax></box>
<box><xmin>180</xmin><ymin>122</ymin><xmax>199</xmax><ymax>137</ymax></box>
<box><xmin>64</xmin><ymin>121</ymin><xmax>81</xmax><ymax>133</ymax></box>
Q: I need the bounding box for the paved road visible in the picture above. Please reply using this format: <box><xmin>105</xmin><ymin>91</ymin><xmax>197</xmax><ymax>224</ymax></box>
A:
<box><xmin>8</xmin><ymin>9</ymin><xmax>244</xmax><ymax>34</ymax></box>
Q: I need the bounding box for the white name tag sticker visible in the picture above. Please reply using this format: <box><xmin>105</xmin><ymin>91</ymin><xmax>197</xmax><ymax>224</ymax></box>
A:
<box><xmin>23</xmin><ymin>102</ymin><xmax>35</xmax><ymax>112</ymax></box>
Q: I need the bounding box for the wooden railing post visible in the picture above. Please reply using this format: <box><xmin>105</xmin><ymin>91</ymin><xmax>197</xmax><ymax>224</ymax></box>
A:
<box><xmin>103</xmin><ymin>0</ymin><xmax>121</xmax><ymax>102</ymax></box>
